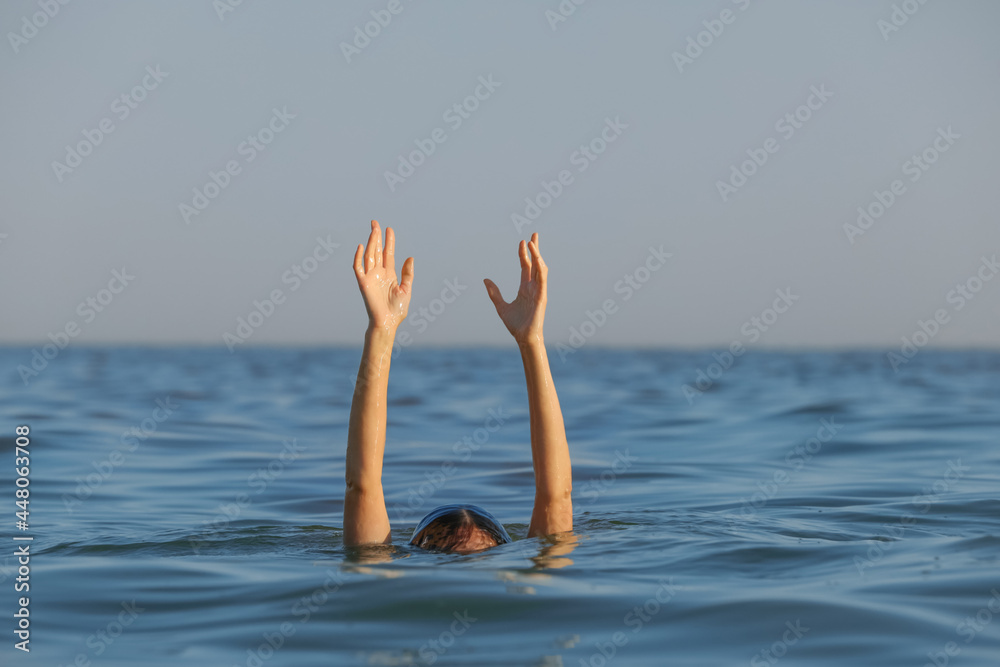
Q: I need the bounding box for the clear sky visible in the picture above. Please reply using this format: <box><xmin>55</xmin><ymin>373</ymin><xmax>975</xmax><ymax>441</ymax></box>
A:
<box><xmin>2</xmin><ymin>0</ymin><xmax>998</xmax><ymax>349</ymax></box>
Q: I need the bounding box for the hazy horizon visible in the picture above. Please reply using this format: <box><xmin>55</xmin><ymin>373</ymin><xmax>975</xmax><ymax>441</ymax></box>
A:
<box><xmin>2</xmin><ymin>0</ymin><xmax>998</xmax><ymax>354</ymax></box>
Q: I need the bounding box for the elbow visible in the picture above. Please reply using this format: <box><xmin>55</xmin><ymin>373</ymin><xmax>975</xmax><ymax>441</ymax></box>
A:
<box><xmin>537</xmin><ymin>483</ymin><xmax>572</xmax><ymax>507</ymax></box>
<box><xmin>561</xmin><ymin>484</ymin><xmax>573</xmax><ymax>509</ymax></box>
<box><xmin>556</xmin><ymin>484</ymin><xmax>572</xmax><ymax>503</ymax></box>
<box><xmin>555</xmin><ymin>474</ymin><xmax>573</xmax><ymax>502</ymax></box>
<box><xmin>344</xmin><ymin>475</ymin><xmax>381</xmax><ymax>497</ymax></box>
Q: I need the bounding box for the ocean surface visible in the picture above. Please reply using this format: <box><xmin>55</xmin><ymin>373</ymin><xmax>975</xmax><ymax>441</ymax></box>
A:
<box><xmin>0</xmin><ymin>347</ymin><xmax>997</xmax><ymax>666</ymax></box>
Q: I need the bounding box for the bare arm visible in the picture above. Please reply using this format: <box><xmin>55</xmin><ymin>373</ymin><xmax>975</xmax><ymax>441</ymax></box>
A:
<box><xmin>518</xmin><ymin>338</ymin><xmax>572</xmax><ymax>537</ymax></box>
<box><xmin>344</xmin><ymin>221</ymin><xmax>414</xmax><ymax>546</ymax></box>
<box><xmin>484</xmin><ymin>233</ymin><xmax>572</xmax><ymax>537</ymax></box>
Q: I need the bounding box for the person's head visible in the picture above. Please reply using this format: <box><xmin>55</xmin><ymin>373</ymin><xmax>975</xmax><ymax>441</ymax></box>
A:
<box><xmin>410</xmin><ymin>504</ymin><xmax>511</xmax><ymax>554</ymax></box>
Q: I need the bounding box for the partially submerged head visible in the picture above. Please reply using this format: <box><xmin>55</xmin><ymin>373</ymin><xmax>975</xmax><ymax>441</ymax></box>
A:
<box><xmin>410</xmin><ymin>504</ymin><xmax>511</xmax><ymax>554</ymax></box>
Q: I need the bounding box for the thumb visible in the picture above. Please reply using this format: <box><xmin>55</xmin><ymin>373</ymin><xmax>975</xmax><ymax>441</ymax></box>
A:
<box><xmin>399</xmin><ymin>256</ymin><xmax>414</xmax><ymax>293</ymax></box>
<box><xmin>483</xmin><ymin>279</ymin><xmax>506</xmax><ymax>313</ymax></box>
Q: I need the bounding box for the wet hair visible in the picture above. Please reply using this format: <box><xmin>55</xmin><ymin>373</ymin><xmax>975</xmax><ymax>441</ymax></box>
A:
<box><xmin>410</xmin><ymin>504</ymin><xmax>511</xmax><ymax>553</ymax></box>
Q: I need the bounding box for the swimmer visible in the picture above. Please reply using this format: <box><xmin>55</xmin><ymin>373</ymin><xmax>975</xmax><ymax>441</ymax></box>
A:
<box><xmin>343</xmin><ymin>220</ymin><xmax>572</xmax><ymax>554</ymax></box>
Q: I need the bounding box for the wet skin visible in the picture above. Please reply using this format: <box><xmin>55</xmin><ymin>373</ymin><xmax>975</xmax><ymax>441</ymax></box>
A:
<box><xmin>343</xmin><ymin>221</ymin><xmax>573</xmax><ymax>550</ymax></box>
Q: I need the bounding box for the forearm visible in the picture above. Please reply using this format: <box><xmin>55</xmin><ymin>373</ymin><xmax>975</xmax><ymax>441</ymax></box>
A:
<box><xmin>344</xmin><ymin>326</ymin><xmax>395</xmax><ymax>545</ymax></box>
<box><xmin>520</xmin><ymin>337</ymin><xmax>572</xmax><ymax>536</ymax></box>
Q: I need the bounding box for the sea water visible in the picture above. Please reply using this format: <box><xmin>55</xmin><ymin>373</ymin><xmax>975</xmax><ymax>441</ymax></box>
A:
<box><xmin>0</xmin><ymin>347</ymin><xmax>997</xmax><ymax>666</ymax></box>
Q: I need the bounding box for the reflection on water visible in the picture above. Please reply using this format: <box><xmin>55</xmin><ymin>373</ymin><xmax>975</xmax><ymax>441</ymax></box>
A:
<box><xmin>524</xmin><ymin>532</ymin><xmax>578</xmax><ymax>571</ymax></box>
<box><xmin>0</xmin><ymin>347</ymin><xmax>998</xmax><ymax>666</ymax></box>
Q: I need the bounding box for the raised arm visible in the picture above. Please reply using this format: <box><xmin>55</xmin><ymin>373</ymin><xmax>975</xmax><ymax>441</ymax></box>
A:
<box><xmin>484</xmin><ymin>233</ymin><xmax>572</xmax><ymax>538</ymax></box>
<box><xmin>344</xmin><ymin>220</ymin><xmax>414</xmax><ymax>546</ymax></box>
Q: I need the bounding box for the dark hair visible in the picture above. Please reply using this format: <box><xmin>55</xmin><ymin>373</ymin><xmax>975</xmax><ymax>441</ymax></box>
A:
<box><xmin>410</xmin><ymin>504</ymin><xmax>511</xmax><ymax>553</ymax></box>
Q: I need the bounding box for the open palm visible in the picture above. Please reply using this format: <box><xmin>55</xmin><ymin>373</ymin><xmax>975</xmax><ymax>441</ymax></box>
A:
<box><xmin>484</xmin><ymin>233</ymin><xmax>547</xmax><ymax>346</ymax></box>
<box><xmin>353</xmin><ymin>220</ymin><xmax>414</xmax><ymax>331</ymax></box>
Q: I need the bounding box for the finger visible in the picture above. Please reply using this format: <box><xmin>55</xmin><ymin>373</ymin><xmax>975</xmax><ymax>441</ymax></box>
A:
<box><xmin>384</xmin><ymin>226</ymin><xmax>396</xmax><ymax>274</ymax></box>
<box><xmin>483</xmin><ymin>279</ymin><xmax>507</xmax><ymax>313</ymax></box>
<box><xmin>400</xmin><ymin>256</ymin><xmax>414</xmax><ymax>293</ymax></box>
<box><xmin>518</xmin><ymin>239</ymin><xmax>531</xmax><ymax>286</ymax></box>
<box><xmin>529</xmin><ymin>233</ymin><xmax>542</xmax><ymax>282</ymax></box>
<box><xmin>365</xmin><ymin>221</ymin><xmax>379</xmax><ymax>271</ymax></box>
<box><xmin>528</xmin><ymin>238</ymin><xmax>546</xmax><ymax>288</ymax></box>
<box><xmin>353</xmin><ymin>243</ymin><xmax>365</xmax><ymax>278</ymax></box>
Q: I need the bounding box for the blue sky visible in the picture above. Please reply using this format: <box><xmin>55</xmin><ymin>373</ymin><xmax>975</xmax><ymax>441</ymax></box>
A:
<box><xmin>1</xmin><ymin>0</ymin><xmax>998</xmax><ymax>348</ymax></box>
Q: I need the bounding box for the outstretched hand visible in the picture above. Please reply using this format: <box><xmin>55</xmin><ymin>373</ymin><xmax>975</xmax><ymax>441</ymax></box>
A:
<box><xmin>484</xmin><ymin>233</ymin><xmax>547</xmax><ymax>347</ymax></box>
<box><xmin>353</xmin><ymin>220</ymin><xmax>414</xmax><ymax>332</ymax></box>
